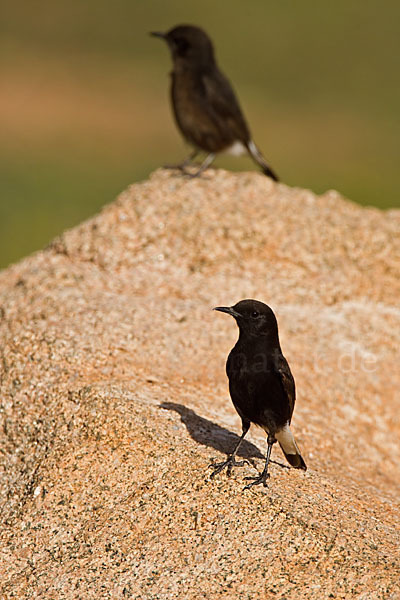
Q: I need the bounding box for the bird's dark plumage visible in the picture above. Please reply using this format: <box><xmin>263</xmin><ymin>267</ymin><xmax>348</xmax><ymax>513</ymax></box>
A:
<box><xmin>150</xmin><ymin>25</ymin><xmax>279</xmax><ymax>180</ymax></box>
<box><xmin>213</xmin><ymin>299</ymin><xmax>306</xmax><ymax>489</ymax></box>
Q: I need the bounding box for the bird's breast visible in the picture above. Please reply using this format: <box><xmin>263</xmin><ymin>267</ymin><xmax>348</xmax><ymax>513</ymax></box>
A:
<box><xmin>170</xmin><ymin>73</ymin><xmax>204</xmax><ymax>145</ymax></box>
<box><xmin>170</xmin><ymin>70</ymin><xmax>240</xmax><ymax>153</ymax></box>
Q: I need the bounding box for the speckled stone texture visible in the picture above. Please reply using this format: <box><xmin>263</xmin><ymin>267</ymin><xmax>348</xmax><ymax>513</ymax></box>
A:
<box><xmin>0</xmin><ymin>169</ymin><xmax>399</xmax><ymax>599</ymax></box>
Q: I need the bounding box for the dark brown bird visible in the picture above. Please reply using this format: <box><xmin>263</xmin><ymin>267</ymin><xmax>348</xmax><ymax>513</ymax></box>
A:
<box><xmin>213</xmin><ymin>299</ymin><xmax>306</xmax><ymax>489</ymax></box>
<box><xmin>150</xmin><ymin>25</ymin><xmax>279</xmax><ymax>180</ymax></box>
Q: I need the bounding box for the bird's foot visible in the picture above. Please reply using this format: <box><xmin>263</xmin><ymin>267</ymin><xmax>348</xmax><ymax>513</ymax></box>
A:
<box><xmin>183</xmin><ymin>169</ymin><xmax>201</xmax><ymax>179</ymax></box>
<box><xmin>162</xmin><ymin>163</ymin><xmax>189</xmax><ymax>171</ymax></box>
<box><xmin>243</xmin><ymin>472</ymin><xmax>270</xmax><ymax>490</ymax></box>
<box><xmin>183</xmin><ymin>169</ymin><xmax>213</xmax><ymax>180</ymax></box>
<box><xmin>162</xmin><ymin>165</ymin><xmax>208</xmax><ymax>179</ymax></box>
<box><xmin>209</xmin><ymin>455</ymin><xmax>250</xmax><ymax>479</ymax></box>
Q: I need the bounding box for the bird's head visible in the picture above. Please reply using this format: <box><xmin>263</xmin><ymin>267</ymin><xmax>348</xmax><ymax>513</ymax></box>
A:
<box><xmin>150</xmin><ymin>25</ymin><xmax>215</xmax><ymax>67</ymax></box>
<box><xmin>214</xmin><ymin>299</ymin><xmax>280</xmax><ymax>340</ymax></box>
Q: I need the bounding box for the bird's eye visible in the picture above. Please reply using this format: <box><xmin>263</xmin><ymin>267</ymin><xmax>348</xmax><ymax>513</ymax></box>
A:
<box><xmin>175</xmin><ymin>38</ymin><xmax>189</xmax><ymax>54</ymax></box>
<box><xmin>251</xmin><ymin>311</ymin><xmax>259</xmax><ymax>318</ymax></box>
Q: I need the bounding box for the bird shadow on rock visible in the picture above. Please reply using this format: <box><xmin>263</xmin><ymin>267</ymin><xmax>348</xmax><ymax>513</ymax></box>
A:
<box><xmin>160</xmin><ymin>402</ymin><xmax>289</xmax><ymax>470</ymax></box>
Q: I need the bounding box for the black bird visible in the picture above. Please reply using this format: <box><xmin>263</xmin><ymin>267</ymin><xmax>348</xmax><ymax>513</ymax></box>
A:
<box><xmin>150</xmin><ymin>25</ymin><xmax>278</xmax><ymax>180</ymax></box>
<box><xmin>213</xmin><ymin>299</ymin><xmax>306</xmax><ymax>489</ymax></box>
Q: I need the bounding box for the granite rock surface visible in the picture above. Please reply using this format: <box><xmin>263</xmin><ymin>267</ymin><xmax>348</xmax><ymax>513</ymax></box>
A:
<box><xmin>0</xmin><ymin>169</ymin><xmax>399</xmax><ymax>599</ymax></box>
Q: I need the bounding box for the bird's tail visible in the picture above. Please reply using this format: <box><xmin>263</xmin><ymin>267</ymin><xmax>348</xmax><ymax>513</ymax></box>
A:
<box><xmin>275</xmin><ymin>424</ymin><xmax>307</xmax><ymax>470</ymax></box>
<box><xmin>246</xmin><ymin>140</ymin><xmax>279</xmax><ymax>181</ymax></box>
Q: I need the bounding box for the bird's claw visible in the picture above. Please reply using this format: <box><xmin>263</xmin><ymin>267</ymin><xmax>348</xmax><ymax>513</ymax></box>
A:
<box><xmin>209</xmin><ymin>456</ymin><xmax>250</xmax><ymax>479</ymax></box>
<box><xmin>243</xmin><ymin>473</ymin><xmax>270</xmax><ymax>490</ymax></box>
<box><xmin>162</xmin><ymin>165</ymin><xmax>204</xmax><ymax>179</ymax></box>
<box><xmin>162</xmin><ymin>163</ymin><xmax>187</xmax><ymax>171</ymax></box>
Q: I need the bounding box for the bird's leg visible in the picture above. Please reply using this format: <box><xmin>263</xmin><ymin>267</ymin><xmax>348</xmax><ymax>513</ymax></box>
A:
<box><xmin>185</xmin><ymin>153</ymin><xmax>215</xmax><ymax>178</ymax></box>
<box><xmin>209</xmin><ymin>423</ymin><xmax>250</xmax><ymax>479</ymax></box>
<box><xmin>163</xmin><ymin>149</ymin><xmax>199</xmax><ymax>171</ymax></box>
<box><xmin>243</xmin><ymin>434</ymin><xmax>276</xmax><ymax>490</ymax></box>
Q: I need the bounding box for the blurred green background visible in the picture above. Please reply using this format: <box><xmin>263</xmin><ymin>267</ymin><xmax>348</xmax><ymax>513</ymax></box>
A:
<box><xmin>1</xmin><ymin>0</ymin><xmax>399</xmax><ymax>269</ymax></box>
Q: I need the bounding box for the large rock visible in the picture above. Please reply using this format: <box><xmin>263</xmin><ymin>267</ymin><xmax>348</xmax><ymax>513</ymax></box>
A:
<box><xmin>0</xmin><ymin>169</ymin><xmax>399</xmax><ymax>599</ymax></box>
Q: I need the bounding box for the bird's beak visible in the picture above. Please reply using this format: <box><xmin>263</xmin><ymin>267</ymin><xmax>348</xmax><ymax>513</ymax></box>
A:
<box><xmin>214</xmin><ymin>306</ymin><xmax>241</xmax><ymax>319</ymax></box>
<box><xmin>150</xmin><ymin>31</ymin><xmax>167</xmax><ymax>40</ymax></box>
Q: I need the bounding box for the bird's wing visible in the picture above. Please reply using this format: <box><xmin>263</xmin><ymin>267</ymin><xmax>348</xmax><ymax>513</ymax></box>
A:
<box><xmin>274</xmin><ymin>354</ymin><xmax>296</xmax><ymax>420</ymax></box>
<box><xmin>200</xmin><ymin>68</ymin><xmax>250</xmax><ymax>143</ymax></box>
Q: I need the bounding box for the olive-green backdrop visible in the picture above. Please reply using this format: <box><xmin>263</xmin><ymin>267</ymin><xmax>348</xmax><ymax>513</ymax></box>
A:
<box><xmin>1</xmin><ymin>0</ymin><xmax>399</xmax><ymax>268</ymax></box>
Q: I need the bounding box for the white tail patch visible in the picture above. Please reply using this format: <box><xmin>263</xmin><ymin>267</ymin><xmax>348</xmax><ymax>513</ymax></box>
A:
<box><xmin>248</xmin><ymin>139</ymin><xmax>263</xmax><ymax>161</ymax></box>
<box><xmin>260</xmin><ymin>422</ymin><xmax>306</xmax><ymax>469</ymax></box>
<box><xmin>275</xmin><ymin>423</ymin><xmax>300</xmax><ymax>456</ymax></box>
<box><xmin>227</xmin><ymin>141</ymin><xmax>246</xmax><ymax>156</ymax></box>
